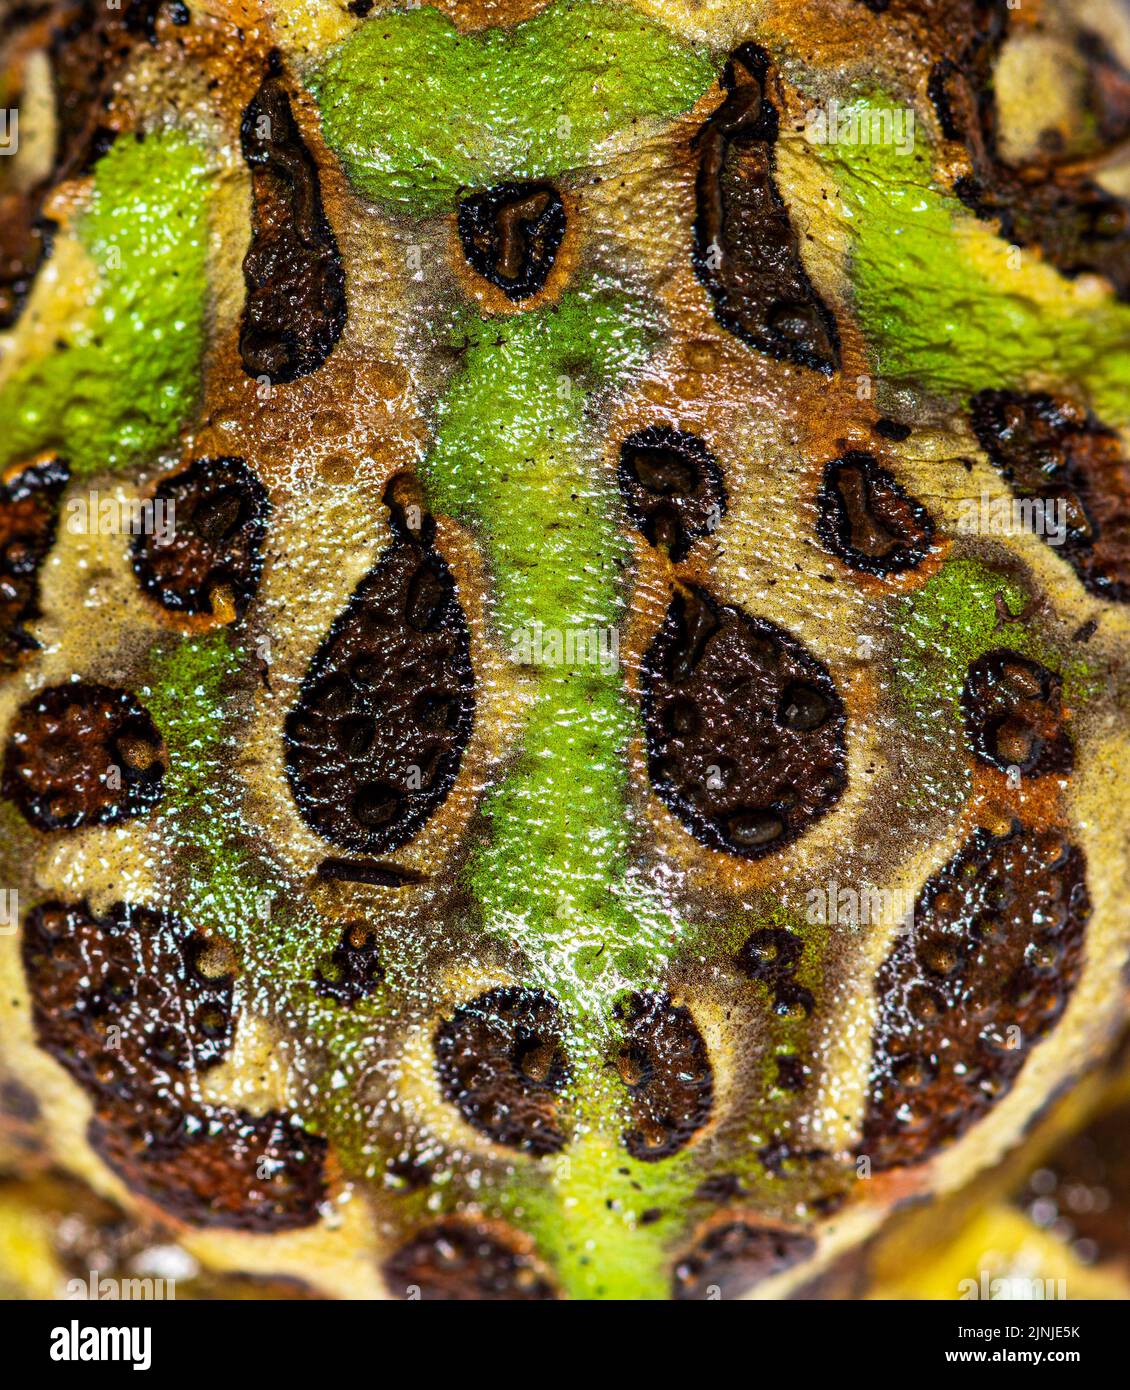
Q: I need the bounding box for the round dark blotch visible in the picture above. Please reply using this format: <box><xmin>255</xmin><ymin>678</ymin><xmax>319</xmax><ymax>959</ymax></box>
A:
<box><xmin>693</xmin><ymin>1172</ymin><xmax>746</xmax><ymax>1204</ymax></box>
<box><xmin>617</xmin><ymin>426</ymin><xmax>726</xmax><ymax>562</ymax></box>
<box><xmin>457</xmin><ymin>181</ymin><xmax>566</xmax><ymax>301</ymax></box>
<box><xmin>961</xmin><ymin>649</ymin><xmax>1073</xmax><ymax>778</ymax></box>
<box><xmin>3</xmin><ymin>682</ymin><xmax>165</xmax><ymax>831</ymax></box>
<box><xmin>873</xmin><ymin>418</ymin><xmax>911</xmax><ymax>442</ymax></box>
<box><xmin>239</xmin><ymin>71</ymin><xmax>345</xmax><ymax>383</ymax></box>
<box><xmin>21</xmin><ymin>900</ymin><xmax>236</xmax><ymax>1109</ymax></box>
<box><xmin>816</xmin><ymin>452</ymin><xmax>934</xmax><ymax>575</ymax></box>
<box><xmin>861</xmin><ymin>821</ymin><xmax>1090</xmax><ymax>1171</ymax></box>
<box><xmin>737</xmin><ymin>927</ymin><xmax>803</xmax><ymax>986</ymax></box>
<box><xmin>89</xmin><ymin>1103</ymin><xmax>327</xmax><ymax>1233</ymax></box>
<box><xmin>434</xmin><ymin>986</ymin><xmax>568</xmax><ymax>1155</ymax></box>
<box><xmin>132</xmin><ymin>456</ymin><xmax>269</xmax><ymax>618</ymax></box>
<box><xmin>775</xmin><ymin>1053</ymin><xmax>810</xmax><ymax>1092</ymax></box>
<box><xmin>0</xmin><ymin>454</ymin><xmax>69</xmax><ymax>671</ymax></box>
<box><xmin>641</xmin><ymin>586</ymin><xmax>846</xmax><ymax>857</ymax></box>
<box><xmin>970</xmin><ymin>389</ymin><xmax>1130</xmax><ymax>602</ymax></box>
<box><xmin>673</xmin><ymin>1220</ymin><xmax>816</xmax><ymax>1300</ymax></box>
<box><xmin>313</xmin><ymin>921</ymin><xmax>385</xmax><ymax>1006</ymax></box>
<box><xmin>383</xmin><ymin>1222</ymin><xmax>557</xmax><ymax>1301</ymax></box>
<box><xmin>614</xmin><ymin>991</ymin><xmax>713</xmax><ymax>1162</ymax></box>
<box><xmin>285</xmin><ymin>525</ymin><xmax>474</xmax><ymax>855</ymax></box>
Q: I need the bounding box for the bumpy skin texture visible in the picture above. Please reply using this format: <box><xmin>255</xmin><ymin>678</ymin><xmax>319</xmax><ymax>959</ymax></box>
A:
<box><xmin>0</xmin><ymin>0</ymin><xmax>1129</xmax><ymax>1303</ymax></box>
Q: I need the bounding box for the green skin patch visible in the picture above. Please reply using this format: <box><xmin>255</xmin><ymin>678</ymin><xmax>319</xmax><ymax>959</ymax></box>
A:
<box><xmin>0</xmin><ymin>130</ymin><xmax>210</xmax><ymax>477</ymax></box>
<box><xmin>812</xmin><ymin>100</ymin><xmax>1130</xmax><ymax>426</ymax></box>
<box><xmin>312</xmin><ymin>0</ymin><xmax>714</xmax><ymax>214</ymax></box>
<box><xmin>892</xmin><ymin>557</ymin><xmax>1095</xmax><ymax>723</ymax></box>
<box><xmin>419</xmin><ymin>292</ymin><xmax>683</xmax><ymax>1009</ymax></box>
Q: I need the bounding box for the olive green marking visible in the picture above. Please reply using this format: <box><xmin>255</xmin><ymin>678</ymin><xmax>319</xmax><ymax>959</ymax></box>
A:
<box><xmin>142</xmin><ymin>631</ymin><xmax>273</xmax><ymax>933</ymax></box>
<box><xmin>811</xmin><ymin>98</ymin><xmax>1130</xmax><ymax>425</ymax></box>
<box><xmin>0</xmin><ymin>131</ymin><xmax>210</xmax><ymax>477</ymax></box>
<box><xmin>419</xmin><ymin>290</ymin><xmax>684</xmax><ymax>1011</ymax></box>
<box><xmin>892</xmin><ymin>557</ymin><xmax>1096</xmax><ymax>725</ymax></box>
<box><xmin>313</xmin><ymin>0</ymin><xmax>714</xmax><ymax>214</ymax></box>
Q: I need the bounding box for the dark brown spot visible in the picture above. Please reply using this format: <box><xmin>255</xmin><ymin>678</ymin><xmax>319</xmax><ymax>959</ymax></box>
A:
<box><xmin>21</xmin><ymin>899</ymin><xmax>236</xmax><ymax>1107</ymax></box>
<box><xmin>313</xmin><ymin>921</ymin><xmax>384</xmax><ymax>1005</ymax></box>
<box><xmin>315</xmin><ymin>857</ymin><xmax>422</xmax><ymax>886</ymax></box>
<box><xmin>383</xmin><ymin>1221</ymin><xmax>557</xmax><ymax>1301</ymax></box>
<box><xmin>89</xmin><ymin>1103</ymin><xmax>327</xmax><ymax>1233</ymax></box>
<box><xmin>641</xmin><ymin>586</ymin><xmax>846</xmax><ymax>857</ymax></box>
<box><xmin>861</xmin><ymin>821</ymin><xmax>1089</xmax><ymax>1171</ymax></box>
<box><xmin>0</xmin><ymin>454</ymin><xmax>69</xmax><ymax>671</ymax></box>
<box><xmin>673</xmin><ymin>1219</ymin><xmax>816</xmax><ymax>1299</ymax></box>
<box><xmin>285</xmin><ymin>487</ymin><xmax>473</xmax><ymax>855</ymax></box>
<box><xmin>961</xmin><ymin>649</ymin><xmax>1073</xmax><ymax>778</ymax></box>
<box><xmin>614</xmin><ymin>991</ymin><xmax>713</xmax><ymax>1162</ymax></box>
<box><xmin>3</xmin><ymin>682</ymin><xmax>164</xmax><ymax>830</ymax></box>
<box><xmin>736</xmin><ymin>927</ymin><xmax>816</xmax><ymax>1017</ymax></box>
<box><xmin>457</xmin><ymin>181</ymin><xmax>566</xmax><ymax>300</ymax></box>
<box><xmin>239</xmin><ymin>68</ymin><xmax>345</xmax><ymax>383</ymax></box>
<box><xmin>434</xmin><ymin>987</ymin><xmax>568</xmax><ymax>1155</ymax></box>
<box><xmin>970</xmin><ymin>390</ymin><xmax>1130</xmax><ymax>602</ymax></box>
<box><xmin>693</xmin><ymin>44</ymin><xmax>839</xmax><ymax>373</ymax></box>
<box><xmin>0</xmin><ymin>0</ymin><xmax>169</xmax><ymax>326</ymax></box>
<box><xmin>618</xmin><ymin>427</ymin><xmax>727</xmax><ymax>562</ymax></box>
<box><xmin>928</xmin><ymin>7</ymin><xmax>1130</xmax><ymax>299</ymax></box>
<box><xmin>132</xmin><ymin>456</ymin><xmax>270</xmax><ymax>618</ymax></box>
<box><xmin>816</xmin><ymin>452</ymin><xmax>933</xmax><ymax>575</ymax></box>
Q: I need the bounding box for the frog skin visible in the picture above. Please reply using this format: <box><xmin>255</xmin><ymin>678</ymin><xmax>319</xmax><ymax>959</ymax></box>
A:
<box><xmin>0</xmin><ymin>0</ymin><xmax>1129</xmax><ymax>1302</ymax></box>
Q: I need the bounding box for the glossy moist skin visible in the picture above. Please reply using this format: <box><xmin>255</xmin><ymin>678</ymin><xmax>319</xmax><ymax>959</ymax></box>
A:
<box><xmin>0</xmin><ymin>0</ymin><xmax>1129</xmax><ymax>1303</ymax></box>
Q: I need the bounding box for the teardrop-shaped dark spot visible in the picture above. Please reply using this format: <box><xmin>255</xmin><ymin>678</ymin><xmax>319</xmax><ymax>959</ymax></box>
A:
<box><xmin>861</xmin><ymin>821</ymin><xmax>1089</xmax><ymax>1171</ymax></box>
<box><xmin>816</xmin><ymin>452</ymin><xmax>933</xmax><ymax>575</ymax></box>
<box><xmin>673</xmin><ymin>1219</ymin><xmax>816</xmax><ymax>1299</ymax></box>
<box><xmin>457</xmin><ymin>181</ymin><xmax>566</xmax><ymax>301</ymax></box>
<box><xmin>285</xmin><ymin>486</ymin><xmax>473</xmax><ymax>855</ymax></box>
<box><xmin>3</xmin><ymin>682</ymin><xmax>165</xmax><ymax>831</ymax></box>
<box><xmin>970</xmin><ymin>389</ymin><xmax>1130</xmax><ymax>602</ymax></box>
<box><xmin>434</xmin><ymin>986</ymin><xmax>569</xmax><ymax>1155</ymax></box>
<box><xmin>383</xmin><ymin>1221</ymin><xmax>558</xmax><ymax>1301</ymax></box>
<box><xmin>614</xmin><ymin>991</ymin><xmax>713</xmax><ymax>1162</ymax></box>
<box><xmin>692</xmin><ymin>44</ymin><xmax>839</xmax><ymax>373</ymax></box>
<box><xmin>618</xmin><ymin>427</ymin><xmax>727</xmax><ymax>561</ymax></box>
<box><xmin>961</xmin><ymin>649</ymin><xmax>1073</xmax><ymax>777</ymax></box>
<box><xmin>641</xmin><ymin>586</ymin><xmax>846</xmax><ymax>857</ymax></box>
<box><xmin>21</xmin><ymin>899</ymin><xmax>236</xmax><ymax>1110</ymax></box>
<box><xmin>239</xmin><ymin>67</ymin><xmax>345</xmax><ymax>383</ymax></box>
<box><xmin>132</xmin><ymin>456</ymin><xmax>269</xmax><ymax>618</ymax></box>
<box><xmin>0</xmin><ymin>454</ymin><xmax>69</xmax><ymax>671</ymax></box>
